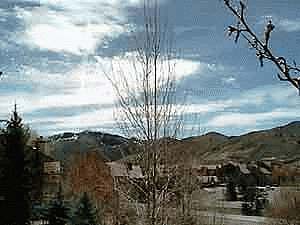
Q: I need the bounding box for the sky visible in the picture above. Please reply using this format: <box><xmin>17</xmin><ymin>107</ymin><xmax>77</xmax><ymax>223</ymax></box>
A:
<box><xmin>0</xmin><ymin>0</ymin><xmax>300</xmax><ymax>137</ymax></box>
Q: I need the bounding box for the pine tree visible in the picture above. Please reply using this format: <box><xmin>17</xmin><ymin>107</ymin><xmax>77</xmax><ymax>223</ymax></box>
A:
<box><xmin>73</xmin><ymin>192</ymin><xmax>98</xmax><ymax>225</ymax></box>
<box><xmin>226</xmin><ymin>180</ymin><xmax>237</xmax><ymax>201</ymax></box>
<box><xmin>28</xmin><ymin>140</ymin><xmax>45</xmax><ymax>208</ymax></box>
<box><xmin>0</xmin><ymin>105</ymin><xmax>31</xmax><ymax>225</ymax></box>
<box><xmin>46</xmin><ymin>186</ymin><xmax>70</xmax><ymax>225</ymax></box>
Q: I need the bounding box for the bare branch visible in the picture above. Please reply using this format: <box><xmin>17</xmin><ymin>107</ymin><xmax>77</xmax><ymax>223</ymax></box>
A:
<box><xmin>223</xmin><ymin>0</ymin><xmax>300</xmax><ymax>94</ymax></box>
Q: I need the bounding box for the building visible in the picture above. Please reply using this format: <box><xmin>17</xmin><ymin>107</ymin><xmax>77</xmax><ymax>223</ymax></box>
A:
<box><xmin>42</xmin><ymin>160</ymin><xmax>63</xmax><ymax>202</ymax></box>
<box><xmin>271</xmin><ymin>162</ymin><xmax>300</xmax><ymax>185</ymax></box>
<box><xmin>193</xmin><ymin>165</ymin><xmax>220</xmax><ymax>186</ymax></box>
<box><xmin>32</xmin><ymin>136</ymin><xmax>54</xmax><ymax>157</ymax></box>
<box><xmin>107</xmin><ymin>162</ymin><xmax>143</xmax><ymax>180</ymax></box>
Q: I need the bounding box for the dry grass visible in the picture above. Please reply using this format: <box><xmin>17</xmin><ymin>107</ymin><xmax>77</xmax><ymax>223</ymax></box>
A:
<box><xmin>266</xmin><ymin>187</ymin><xmax>300</xmax><ymax>225</ymax></box>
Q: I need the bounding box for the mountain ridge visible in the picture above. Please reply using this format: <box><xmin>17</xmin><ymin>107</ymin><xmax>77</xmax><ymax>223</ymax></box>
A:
<box><xmin>48</xmin><ymin>121</ymin><xmax>300</xmax><ymax>164</ymax></box>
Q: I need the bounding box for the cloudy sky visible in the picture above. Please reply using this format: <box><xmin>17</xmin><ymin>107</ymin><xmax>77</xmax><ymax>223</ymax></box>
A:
<box><xmin>0</xmin><ymin>0</ymin><xmax>300</xmax><ymax>137</ymax></box>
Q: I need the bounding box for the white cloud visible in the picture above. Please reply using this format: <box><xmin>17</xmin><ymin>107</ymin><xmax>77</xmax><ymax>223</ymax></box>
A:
<box><xmin>222</xmin><ymin>76</ymin><xmax>236</xmax><ymax>84</ymax></box>
<box><xmin>2</xmin><ymin>68</ymin><xmax>298</xmax><ymax>136</ymax></box>
<box><xmin>0</xmin><ymin>53</ymin><xmax>202</xmax><ymax>135</ymax></box>
<box><xmin>20</xmin><ymin>64</ymin><xmax>115</xmax><ymax>112</ymax></box>
<box><xmin>96</xmin><ymin>53</ymin><xmax>202</xmax><ymax>94</ymax></box>
<box><xmin>0</xmin><ymin>64</ymin><xmax>113</xmax><ymax>117</ymax></box>
<box><xmin>278</xmin><ymin>19</ymin><xmax>300</xmax><ymax>32</ymax></box>
<box><xmin>15</xmin><ymin>0</ymin><xmax>141</xmax><ymax>54</ymax></box>
<box><xmin>220</xmin><ymin>84</ymin><xmax>297</xmax><ymax>109</ymax></box>
<box><xmin>207</xmin><ymin>108</ymin><xmax>299</xmax><ymax>128</ymax></box>
<box><xmin>184</xmin><ymin>102</ymin><xmax>229</xmax><ymax>114</ymax></box>
<box><xmin>173</xmin><ymin>83</ymin><xmax>299</xmax><ymax>119</ymax></box>
<box><xmin>259</xmin><ymin>16</ymin><xmax>300</xmax><ymax>33</ymax></box>
<box><xmin>183</xmin><ymin>84</ymin><xmax>300</xmax><ymax>130</ymax></box>
<box><xmin>28</xmin><ymin>107</ymin><xmax>116</xmax><ymax>131</ymax></box>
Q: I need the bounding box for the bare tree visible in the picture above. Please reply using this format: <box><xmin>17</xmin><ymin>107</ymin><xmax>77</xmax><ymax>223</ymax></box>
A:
<box><xmin>223</xmin><ymin>0</ymin><xmax>300</xmax><ymax>94</ymax></box>
<box><xmin>101</xmin><ymin>0</ymin><xmax>188</xmax><ymax>224</ymax></box>
<box><xmin>171</xmin><ymin>164</ymin><xmax>199</xmax><ymax>225</ymax></box>
<box><xmin>66</xmin><ymin>151</ymin><xmax>113</xmax><ymax>202</ymax></box>
<box><xmin>65</xmin><ymin>151</ymin><xmax>113</xmax><ymax>222</ymax></box>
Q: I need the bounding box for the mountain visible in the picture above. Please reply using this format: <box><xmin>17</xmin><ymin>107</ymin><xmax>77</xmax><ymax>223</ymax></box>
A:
<box><xmin>149</xmin><ymin>121</ymin><xmax>300</xmax><ymax>165</ymax></box>
<box><xmin>48</xmin><ymin>121</ymin><xmax>300</xmax><ymax>165</ymax></box>
<box><xmin>187</xmin><ymin>121</ymin><xmax>300</xmax><ymax>163</ymax></box>
<box><xmin>168</xmin><ymin>132</ymin><xmax>229</xmax><ymax>164</ymax></box>
<box><xmin>48</xmin><ymin>131</ymin><xmax>134</xmax><ymax>162</ymax></box>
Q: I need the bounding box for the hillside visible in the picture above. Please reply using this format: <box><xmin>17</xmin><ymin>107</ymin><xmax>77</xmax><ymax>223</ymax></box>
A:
<box><xmin>49</xmin><ymin>131</ymin><xmax>134</xmax><ymax>162</ymax></box>
<box><xmin>199</xmin><ymin>121</ymin><xmax>300</xmax><ymax>163</ymax></box>
<box><xmin>49</xmin><ymin>121</ymin><xmax>300</xmax><ymax>165</ymax></box>
<box><xmin>146</xmin><ymin>121</ymin><xmax>300</xmax><ymax>164</ymax></box>
<box><xmin>168</xmin><ymin>132</ymin><xmax>229</xmax><ymax>164</ymax></box>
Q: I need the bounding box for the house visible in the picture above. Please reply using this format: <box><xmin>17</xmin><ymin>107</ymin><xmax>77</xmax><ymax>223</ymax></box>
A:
<box><xmin>221</xmin><ymin>162</ymin><xmax>260</xmax><ymax>186</ymax></box>
<box><xmin>257</xmin><ymin>166</ymin><xmax>272</xmax><ymax>185</ymax></box>
<box><xmin>271</xmin><ymin>162</ymin><xmax>300</xmax><ymax>185</ymax></box>
<box><xmin>197</xmin><ymin>175</ymin><xmax>219</xmax><ymax>185</ymax></box>
<box><xmin>193</xmin><ymin>164</ymin><xmax>222</xmax><ymax>176</ymax></box>
<box><xmin>190</xmin><ymin>164</ymin><xmax>222</xmax><ymax>186</ymax></box>
<box><xmin>105</xmin><ymin>162</ymin><xmax>144</xmax><ymax>225</ymax></box>
<box><xmin>244</xmin><ymin>162</ymin><xmax>272</xmax><ymax>186</ymax></box>
<box><xmin>42</xmin><ymin>160</ymin><xmax>63</xmax><ymax>202</ymax></box>
<box><xmin>106</xmin><ymin>162</ymin><xmax>143</xmax><ymax>180</ymax></box>
<box><xmin>28</xmin><ymin>137</ymin><xmax>61</xmax><ymax>203</ymax></box>
<box><xmin>31</xmin><ymin>136</ymin><xmax>54</xmax><ymax>157</ymax></box>
<box><xmin>238</xmin><ymin>163</ymin><xmax>251</xmax><ymax>175</ymax></box>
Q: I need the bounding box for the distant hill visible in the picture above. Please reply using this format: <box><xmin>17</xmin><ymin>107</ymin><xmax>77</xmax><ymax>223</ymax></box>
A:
<box><xmin>143</xmin><ymin>121</ymin><xmax>300</xmax><ymax>164</ymax></box>
<box><xmin>49</xmin><ymin>121</ymin><xmax>300</xmax><ymax>165</ymax></box>
<box><xmin>49</xmin><ymin>131</ymin><xmax>134</xmax><ymax>162</ymax></box>
<box><xmin>168</xmin><ymin>132</ymin><xmax>229</xmax><ymax>164</ymax></box>
<box><xmin>188</xmin><ymin>121</ymin><xmax>300</xmax><ymax>163</ymax></box>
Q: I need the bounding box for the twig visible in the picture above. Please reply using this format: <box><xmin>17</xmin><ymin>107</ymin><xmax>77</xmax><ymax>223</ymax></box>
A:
<box><xmin>224</xmin><ymin>0</ymin><xmax>300</xmax><ymax>95</ymax></box>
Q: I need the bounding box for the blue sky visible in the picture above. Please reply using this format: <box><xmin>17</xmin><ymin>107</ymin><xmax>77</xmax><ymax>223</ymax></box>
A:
<box><xmin>0</xmin><ymin>0</ymin><xmax>300</xmax><ymax>137</ymax></box>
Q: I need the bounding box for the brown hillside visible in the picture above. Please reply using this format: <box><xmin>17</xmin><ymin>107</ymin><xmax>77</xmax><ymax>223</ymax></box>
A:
<box><xmin>201</xmin><ymin>122</ymin><xmax>300</xmax><ymax>163</ymax></box>
<box><xmin>167</xmin><ymin>132</ymin><xmax>229</xmax><ymax>164</ymax></box>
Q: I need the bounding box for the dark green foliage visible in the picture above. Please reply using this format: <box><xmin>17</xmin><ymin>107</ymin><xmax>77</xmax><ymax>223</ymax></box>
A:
<box><xmin>28</xmin><ymin>146</ymin><xmax>44</xmax><ymax>204</ymax></box>
<box><xmin>46</xmin><ymin>188</ymin><xmax>70</xmax><ymax>225</ymax></box>
<box><xmin>47</xmin><ymin>200</ymin><xmax>70</xmax><ymax>225</ymax></box>
<box><xmin>241</xmin><ymin>186</ymin><xmax>256</xmax><ymax>215</ymax></box>
<box><xmin>226</xmin><ymin>181</ymin><xmax>237</xmax><ymax>201</ymax></box>
<box><xmin>73</xmin><ymin>192</ymin><xmax>98</xmax><ymax>225</ymax></box>
<box><xmin>0</xmin><ymin>106</ymin><xmax>32</xmax><ymax>225</ymax></box>
<box><xmin>240</xmin><ymin>186</ymin><xmax>267</xmax><ymax>216</ymax></box>
<box><xmin>31</xmin><ymin>203</ymin><xmax>49</xmax><ymax>221</ymax></box>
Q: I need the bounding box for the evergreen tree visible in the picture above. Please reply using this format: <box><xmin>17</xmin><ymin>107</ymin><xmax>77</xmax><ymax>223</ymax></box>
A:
<box><xmin>28</xmin><ymin>140</ymin><xmax>45</xmax><ymax>208</ymax></box>
<box><xmin>226</xmin><ymin>180</ymin><xmax>237</xmax><ymax>201</ymax></box>
<box><xmin>46</xmin><ymin>186</ymin><xmax>70</xmax><ymax>225</ymax></box>
<box><xmin>73</xmin><ymin>192</ymin><xmax>98</xmax><ymax>225</ymax></box>
<box><xmin>0</xmin><ymin>105</ymin><xmax>31</xmax><ymax>225</ymax></box>
<box><xmin>240</xmin><ymin>186</ymin><xmax>265</xmax><ymax>216</ymax></box>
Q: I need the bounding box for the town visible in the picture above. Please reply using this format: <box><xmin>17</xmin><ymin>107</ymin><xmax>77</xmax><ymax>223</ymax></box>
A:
<box><xmin>0</xmin><ymin>0</ymin><xmax>300</xmax><ymax>225</ymax></box>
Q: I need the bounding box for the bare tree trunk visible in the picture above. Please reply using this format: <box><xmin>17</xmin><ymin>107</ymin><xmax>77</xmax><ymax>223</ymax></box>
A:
<box><xmin>102</xmin><ymin>1</ymin><xmax>182</xmax><ymax>224</ymax></box>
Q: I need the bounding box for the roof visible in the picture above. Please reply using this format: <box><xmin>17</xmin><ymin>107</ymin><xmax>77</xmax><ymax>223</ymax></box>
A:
<box><xmin>261</xmin><ymin>161</ymin><xmax>272</xmax><ymax>168</ymax></box>
<box><xmin>195</xmin><ymin>165</ymin><xmax>220</xmax><ymax>170</ymax></box>
<box><xmin>228</xmin><ymin>161</ymin><xmax>239</xmax><ymax>167</ymax></box>
<box><xmin>106</xmin><ymin>162</ymin><xmax>143</xmax><ymax>179</ymax></box>
<box><xmin>129</xmin><ymin>165</ymin><xmax>144</xmax><ymax>178</ymax></box>
<box><xmin>261</xmin><ymin>157</ymin><xmax>276</xmax><ymax>161</ymax></box>
<box><xmin>197</xmin><ymin>176</ymin><xmax>218</xmax><ymax>183</ymax></box>
<box><xmin>43</xmin><ymin>161</ymin><xmax>62</xmax><ymax>174</ymax></box>
<box><xmin>259</xmin><ymin>167</ymin><xmax>272</xmax><ymax>175</ymax></box>
<box><xmin>239</xmin><ymin>164</ymin><xmax>251</xmax><ymax>174</ymax></box>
